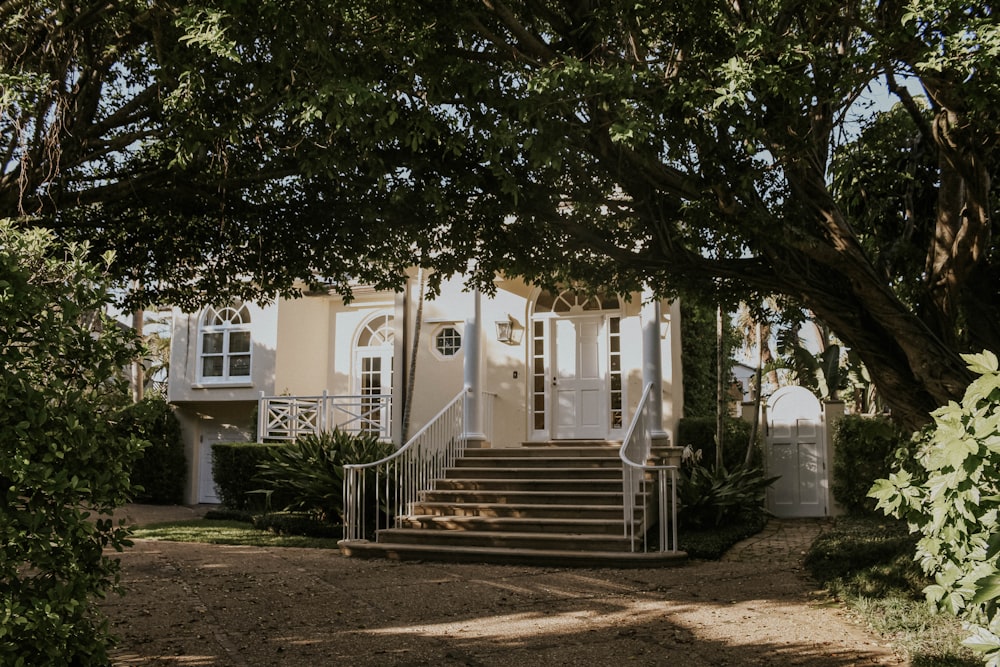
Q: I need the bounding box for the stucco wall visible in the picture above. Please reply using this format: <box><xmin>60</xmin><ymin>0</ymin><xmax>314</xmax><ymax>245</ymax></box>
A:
<box><xmin>168</xmin><ymin>302</ymin><xmax>278</xmax><ymax>404</ymax></box>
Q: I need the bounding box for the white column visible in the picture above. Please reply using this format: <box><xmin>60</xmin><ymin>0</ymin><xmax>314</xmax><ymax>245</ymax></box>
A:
<box><xmin>641</xmin><ymin>288</ymin><xmax>669</xmax><ymax>439</ymax></box>
<box><xmin>462</xmin><ymin>288</ymin><xmax>486</xmax><ymax>444</ymax></box>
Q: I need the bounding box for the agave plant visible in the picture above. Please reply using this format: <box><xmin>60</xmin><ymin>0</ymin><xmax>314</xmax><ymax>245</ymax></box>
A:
<box><xmin>255</xmin><ymin>430</ymin><xmax>395</xmax><ymax>523</ymax></box>
<box><xmin>678</xmin><ymin>456</ymin><xmax>779</xmax><ymax>529</ymax></box>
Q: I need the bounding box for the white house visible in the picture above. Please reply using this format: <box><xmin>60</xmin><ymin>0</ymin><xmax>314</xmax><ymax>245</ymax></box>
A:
<box><xmin>168</xmin><ymin>271</ymin><xmax>684</xmax><ymax>511</ymax></box>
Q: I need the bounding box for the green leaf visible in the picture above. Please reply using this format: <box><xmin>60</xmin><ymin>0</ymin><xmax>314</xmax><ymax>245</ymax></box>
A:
<box><xmin>964</xmin><ymin>351</ymin><xmax>1000</xmax><ymax>375</ymax></box>
<box><xmin>974</xmin><ymin>574</ymin><xmax>1000</xmax><ymax>606</ymax></box>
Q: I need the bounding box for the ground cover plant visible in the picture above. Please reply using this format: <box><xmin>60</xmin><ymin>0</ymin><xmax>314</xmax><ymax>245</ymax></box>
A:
<box><xmin>806</xmin><ymin>517</ymin><xmax>977</xmax><ymax>666</ymax></box>
<box><xmin>130</xmin><ymin>519</ymin><xmax>342</xmax><ymax>550</ymax></box>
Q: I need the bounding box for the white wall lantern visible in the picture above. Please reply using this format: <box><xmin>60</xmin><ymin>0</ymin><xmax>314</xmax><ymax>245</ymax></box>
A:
<box><xmin>495</xmin><ymin>317</ymin><xmax>514</xmax><ymax>343</ymax></box>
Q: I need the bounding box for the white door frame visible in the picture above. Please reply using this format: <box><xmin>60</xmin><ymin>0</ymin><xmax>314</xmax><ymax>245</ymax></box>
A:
<box><xmin>352</xmin><ymin>313</ymin><xmax>394</xmax><ymax>435</ymax></box>
<box><xmin>765</xmin><ymin>386</ymin><xmax>828</xmax><ymax>517</ymax></box>
<box><xmin>548</xmin><ymin>314</ymin><xmax>609</xmax><ymax>440</ymax></box>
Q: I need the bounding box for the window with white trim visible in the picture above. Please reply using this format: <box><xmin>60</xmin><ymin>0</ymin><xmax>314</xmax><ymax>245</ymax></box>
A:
<box><xmin>198</xmin><ymin>304</ymin><xmax>252</xmax><ymax>382</ymax></box>
<box><xmin>433</xmin><ymin>326</ymin><xmax>462</xmax><ymax>358</ymax></box>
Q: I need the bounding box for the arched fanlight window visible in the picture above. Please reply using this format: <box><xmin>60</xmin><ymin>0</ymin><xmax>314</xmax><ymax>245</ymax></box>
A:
<box><xmin>199</xmin><ymin>304</ymin><xmax>252</xmax><ymax>381</ymax></box>
<box><xmin>534</xmin><ymin>289</ymin><xmax>620</xmax><ymax>313</ymax></box>
<box><xmin>356</xmin><ymin>314</ymin><xmax>394</xmax><ymax>348</ymax></box>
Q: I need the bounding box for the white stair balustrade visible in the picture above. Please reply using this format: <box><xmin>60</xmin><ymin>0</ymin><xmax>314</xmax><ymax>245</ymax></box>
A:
<box><xmin>342</xmin><ymin>390</ymin><xmax>482</xmax><ymax>542</ymax></box>
<box><xmin>620</xmin><ymin>383</ymin><xmax>680</xmax><ymax>553</ymax></box>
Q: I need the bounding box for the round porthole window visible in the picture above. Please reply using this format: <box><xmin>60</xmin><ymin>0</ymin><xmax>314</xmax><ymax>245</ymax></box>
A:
<box><xmin>434</xmin><ymin>326</ymin><xmax>462</xmax><ymax>358</ymax></box>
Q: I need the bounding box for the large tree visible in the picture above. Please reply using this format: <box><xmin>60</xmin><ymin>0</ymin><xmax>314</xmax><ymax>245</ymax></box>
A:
<box><xmin>2</xmin><ymin>1</ymin><xmax>997</xmax><ymax>430</ymax></box>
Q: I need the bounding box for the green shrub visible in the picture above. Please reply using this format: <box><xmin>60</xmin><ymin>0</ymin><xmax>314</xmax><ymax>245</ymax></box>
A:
<box><xmin>678</xmin><ymin>416</ymin><xmax>761</xmax><ymax>469</ymax></box>
<box><xmin>116</xmin><ymin>396</ymin><xmax>187</xmax><ymax>504</ymax></box>
<box><xmin>677</xmin><ymin>455</ymin><xmax>778</xmax><ymax>529</ymax></box>
<box><xmin>255</xmin><ymin>430</ymin><xmax>396</xmax><ymax>523</ymax></box>
<box><xmin>211</xmin><ymin>442</ymin><xmax>291</xmax><ymax>511</ymax></box>
<box><xmin>870</xmin><ymin>351</ymin><xmax>1000</xmax><ymax>665</ymax></box>
<box><xmin>0</xmin><ymin>224</ymin><xmax>146</xmax><ymax>665</ymax></box>
<box><xmin>831</xmin><ymin>415</ymin><xmax>905</xmax><ymax>516</ymax></box>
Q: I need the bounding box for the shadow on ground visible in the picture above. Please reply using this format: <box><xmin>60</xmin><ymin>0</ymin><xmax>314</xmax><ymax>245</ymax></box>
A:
<box><xmin>103</xmin><ymin>538</ymin><xmax>902</xmax><ymax>666</ymax></box>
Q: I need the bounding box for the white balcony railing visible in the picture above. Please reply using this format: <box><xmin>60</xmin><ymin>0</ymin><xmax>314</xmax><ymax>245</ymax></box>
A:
<box><xmin>257</xmin><ymin>391</ymin><xmax>392</xmax><ymax>442</ymax></box>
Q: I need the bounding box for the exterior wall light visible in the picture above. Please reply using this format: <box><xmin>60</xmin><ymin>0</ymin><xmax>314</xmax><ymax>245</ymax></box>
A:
<box><xmin>495</xmin><ymin>317</ymin><xmax>514</xmax><ymax>343</ymax></box>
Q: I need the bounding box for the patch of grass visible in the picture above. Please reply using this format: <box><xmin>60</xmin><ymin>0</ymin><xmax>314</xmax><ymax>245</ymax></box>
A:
<box><xmin>131</xmin><ymin>519</ymin><xmax>342</xmax><ymax>549</ymax></box>
<box><xmin>805</xmin><ymin>516</ymin><xmax>978</xmax><ymax>666</ymax></box>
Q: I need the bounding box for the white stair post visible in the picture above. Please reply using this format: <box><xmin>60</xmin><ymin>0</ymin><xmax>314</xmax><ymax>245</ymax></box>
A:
<box><xmin>641</xmin><ymin>289</ymin><xmax>669</xmax><ymax>443</ymax></box>
<box><xmin>462</xmin><ymin>288</ymin><xmax>487</xmax><ymax>447</ymax></box>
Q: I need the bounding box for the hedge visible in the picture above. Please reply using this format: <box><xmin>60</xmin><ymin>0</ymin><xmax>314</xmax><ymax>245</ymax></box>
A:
<box><xmin>677</xmin><ymin>416</ymin><xmax>761</xmax><ymax>468</ymax></box>
<box><xmin>210</xmin><ymin>442</ymin><xmax>293</xmax><ymax>511</ymax></box>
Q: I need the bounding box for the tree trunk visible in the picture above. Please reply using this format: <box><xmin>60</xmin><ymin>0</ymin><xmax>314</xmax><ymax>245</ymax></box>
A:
<box><xmin>716</xmin><ymin>304</ymin><xmax>724</xmax><ymax>470</ymax></box>
<box><xmin>400</xmin><ymin>270</ymin><xmax>424</xmax><ymax>443</ymax></box>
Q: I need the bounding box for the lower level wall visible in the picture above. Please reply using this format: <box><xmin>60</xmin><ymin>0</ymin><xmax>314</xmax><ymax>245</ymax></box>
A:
<box><xmin>174</xmin><ymin>401</ymin><xmax>255</xmax><ymax>504</ymax></box>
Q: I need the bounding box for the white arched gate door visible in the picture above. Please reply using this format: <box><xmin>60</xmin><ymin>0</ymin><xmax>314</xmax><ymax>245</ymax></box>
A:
<box><xmin>765</xmin><ymin>386</ymin><xmax>828</xmax><ymax>518</ymax></box>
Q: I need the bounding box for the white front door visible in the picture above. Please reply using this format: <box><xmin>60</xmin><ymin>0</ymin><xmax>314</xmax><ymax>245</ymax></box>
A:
<box><xmin>551</xmin><ymin>316</ymin><xmax>607</xmax><ymax>439</ymax></box>
<box><xmin>765</xmin><ymin>386</ymin><xmax>827</xmax><ymax>517</ymax></box>
<box><xmin>197</xmin><ymin>436</ymin><xmax>218</xmax><ymax>504</ymax></box>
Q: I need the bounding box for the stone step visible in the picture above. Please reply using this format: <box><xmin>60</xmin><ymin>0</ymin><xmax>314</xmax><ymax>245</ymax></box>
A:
<box><xmin>374</xmin><ymin>527</ymin><xmax>637</xmax><ymax>552</ymax></box>
<box><xmin>419</xmin><ymin>489</ymin><xmax>632</xmax><ymax>505</ymax></box>
<box><xmin>522</xmin><ymin>440</ymin><xmax>623</xmax><ymax>448</ymax></box>
<box><xmin>432</xmin><ymin>478</ymin><xmax>624</xmax><ymax>492</ymax></box>
<box><xmin>410</xmin><ymin>501</ymin><xmax>636</xmax><ymax>521</ymax></box>
<box><xmin>443</xmin><ymin>466</ymin><xmax>622</xmax><ymax>480</ymax></box>
<box><xmin>339</xmin><ymin>539</ymin><xmax>687</xmax><ymax>568</ymax></box>
<box><xmin>396</xmin><ymin>515</ymin><xmax>630</xmax><ymax>535</ymax></box>
<box><xmin>465</xmin><ymin>446</ymin><xmax>620</xmax><ymax>459</ymax></box>
<box><xmin>454</xmin><ymin>456</ymin><xmax>624</xmax><ymax>468</ymax></box>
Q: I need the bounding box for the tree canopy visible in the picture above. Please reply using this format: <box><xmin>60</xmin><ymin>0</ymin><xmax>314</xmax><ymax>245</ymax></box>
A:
<box><xmin>2</xmin><ymin>0</ymin><xmax>997</xmax><ymax>430</ymax></box>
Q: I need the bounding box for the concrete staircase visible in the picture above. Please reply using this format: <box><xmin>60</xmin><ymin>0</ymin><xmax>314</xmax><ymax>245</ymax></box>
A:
<box><xmin>339</xmin><ymin>441</ymin><xmax>686</xmax><ymax>567</ymax></box>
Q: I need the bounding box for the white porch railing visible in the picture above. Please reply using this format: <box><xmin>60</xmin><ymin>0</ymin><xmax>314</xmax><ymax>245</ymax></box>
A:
<box><xmin>620</xmin><ymin>383</ymin><xmax>680</xmax><ymax>553</ymax></box>
<box><xmin>341</xmin><ymin>390</ymin><xmax>496</xmax><ymax>542</ymax></box>
<box><xmin>257</xmin><ymin>391</ymin><xmax>392</xmax><ymax>442</ymax></box>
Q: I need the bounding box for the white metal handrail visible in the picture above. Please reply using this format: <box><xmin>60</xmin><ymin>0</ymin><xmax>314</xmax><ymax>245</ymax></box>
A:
<box><xmin>257</xmin><ymin>391</ymin><xmax>392</xmax><ymax>442</ymax></box>
<box><xmin>342</xmin><ymin>389</ymin><xmax>483</xmax><ymax>542</ymax></box>
<box><xmin>620</xmin><ymin>383</ymin><xmax>680</xmax><ymax>553</ymax></box>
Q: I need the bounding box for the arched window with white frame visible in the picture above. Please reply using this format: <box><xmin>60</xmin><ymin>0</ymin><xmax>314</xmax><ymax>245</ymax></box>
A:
<box><xmin>198</xmin><ymin>304</ymin><xmax>253</xmax><ymax>383</ymax></box>
<box><xmin>353</xmin><ymin>313</ymin><xmax>394</xmax><ymax>434</ymax></box>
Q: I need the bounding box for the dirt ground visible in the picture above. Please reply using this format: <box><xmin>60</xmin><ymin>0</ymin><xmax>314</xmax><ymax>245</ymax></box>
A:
<box><xmin>101</xmin><ymin>509</ymin><xmax>906</xmax><ymax>666</ymax></box>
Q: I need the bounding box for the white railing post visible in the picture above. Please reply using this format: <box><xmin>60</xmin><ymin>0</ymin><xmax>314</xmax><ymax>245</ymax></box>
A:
<box><xmin>257</xmin><ymin>391</ymin><xmax>266</xmax><ymax>443</ymax></box>
<box><xmin>319</xmin><ymin>389</ymin><xmax>329</xmax><ymax>433</ymax></box>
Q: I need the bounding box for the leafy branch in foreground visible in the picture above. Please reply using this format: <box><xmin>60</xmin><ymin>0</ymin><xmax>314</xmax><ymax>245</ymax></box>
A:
<box><xmin>871</xmin><ymin>351</ymin><xmax>1000</xmax><ymax>666</ymax></box>
<box><xmin>0</xmin><ymin>222</ymin><xmax>145</xmax><ymax>665</ymax></box>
